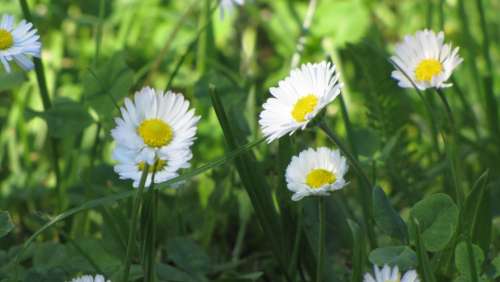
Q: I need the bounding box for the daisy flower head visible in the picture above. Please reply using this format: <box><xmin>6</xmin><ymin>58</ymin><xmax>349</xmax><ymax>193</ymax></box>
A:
<box><xmin>259</xmin><ymin>61</ymin><xmax>342</xmax><ymax>143</ymax></box>
<box><xmin>111</xmin><ymin>87</ymin><xmax>200</xmax><ymax>166</ymax></box>
<box><xmin>0</xmin><ymin>14</ymin><xmax>41</xmax><ymax>73</ymax></box>
<box><xmin>285</xmin><ymin>147</ymin><xmax>348</xmax><ymax>201</ymax></box>
<box><xmin>220</xmin><ymin>0</ymin><xmax>245</xmax><ymax>19</ymax></box>
<box><xmin>69</xmin><ymin>274</ymin><xmax>110</xmax><ymax>282</ymax></box>
<box><xmin>391</xmin><ymin>29</ymin><xmax>463</xmax><ymax>90</ymax></box>
<box><xmin>363</xmin><ymin>264</ymin><xmax>419</xmax><ymax>282</ymax></box>
<box><xmin>113</xmin><ymin>144</ymin><xmax>193</xmax><ymax>188</ymax></box>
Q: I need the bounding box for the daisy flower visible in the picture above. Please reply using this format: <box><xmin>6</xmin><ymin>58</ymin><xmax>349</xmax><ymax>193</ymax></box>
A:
<box><xmin>113</xmin><ymin>144</ymin><xmax>193</xmax><ymax>188</ymax></box>
<box><xmin>259</xmin><ymin>61</ymin><xmax>342</xmax><ymax>143</ymax></box>
<box><xmin>285</xmin><ymin>147</ymin><xmax>348</xmax><ymax>201</ymax></box>
<box><xmin>0</xmin><ymin>14</ymin><xmax>41</xmax><ymax>73</ymax></box>
<box><xmin>363</xmin><ymin>264</ymin><xmax>419</xmax><ymax>282</ymax></box>
<box><xmin>111</xmin><ymin>87</ymin><xmax>200</xmax><ymax>166</ymax></box>
<box><xmin>391</xmin><ymin>29</ymin><xmax>463</xmax><ymax>90</ymax></box>
<box><xmin>69</xmin><ymin>274</ymin><xmax>110</xmax><ymax>282</ymax></box>
<box><xmin>220</xmin><ymin>0</ymin><xmax>245</xmax><ymax>19</ymax></box>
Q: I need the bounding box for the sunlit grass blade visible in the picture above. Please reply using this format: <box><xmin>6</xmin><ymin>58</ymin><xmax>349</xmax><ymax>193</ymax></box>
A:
<box><xmin>12</xmin><ymin>137</ymin><xmax>265</xmax><ymax>270</ymax></box>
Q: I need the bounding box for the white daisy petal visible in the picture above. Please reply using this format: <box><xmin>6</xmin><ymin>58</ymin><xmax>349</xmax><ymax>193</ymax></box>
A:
<box><xmin>363</xmin><ymin>264</ymin><xmax>420</xmax><ymax>282</ymax></box>
<box><xmin>390</xmin><ymin>29</ymin><xmax>463</xmax><ymax>90</ymax></box>
<box><xmin>111</xmin><ymin>87</ymin><xmax>200</xmax><ymax>188</ymax></box>
<box><xmin>0</xmin><ymin>14</ymin><xmax>41</xmax><ymax>73</ymax></box>
<box><xmin>69</xmin><ymin>274</ymin><xmax>110</xmax><ymax>282</ymax></box>
<box><xmin>259</xmin><ymin>61</ymin><xmax>342</xmax><ymax>143</ymax></box>
<box><xmin>285</xmin><ymin>147</ymin><xmax>349</xmax><ymax>201</ymax></box>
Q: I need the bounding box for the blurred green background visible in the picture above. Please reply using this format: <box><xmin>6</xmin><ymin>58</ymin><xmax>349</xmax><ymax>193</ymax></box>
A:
<box><xmin>0</xmin><ymin>0</ymin><xmax>499</xmax><ymax>281</ymax></box>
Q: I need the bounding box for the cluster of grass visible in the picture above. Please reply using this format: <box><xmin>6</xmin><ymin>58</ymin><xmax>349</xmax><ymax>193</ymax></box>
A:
<box><xmin>0</xmin><ymin>0</ymin><xmax>500</xmax><ymax>281</ymax></box>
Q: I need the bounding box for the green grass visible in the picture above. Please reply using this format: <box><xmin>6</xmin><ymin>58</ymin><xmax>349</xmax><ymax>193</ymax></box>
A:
<box><xmin>1</xmin><ymin>0</ymin><xmax>500</xmax><ymax>281</ymax></box>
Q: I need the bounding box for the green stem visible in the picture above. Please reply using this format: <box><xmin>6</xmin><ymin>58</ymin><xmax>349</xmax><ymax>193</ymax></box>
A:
<box><xmin>316</xmin><ymin>198</ymin><xmax>325</xmax><ymax>282</ymax></box>
<box><xmin>123</xmin><ymin>164</ymin><xmax>149</xmax><ymax>282</ymax></box>
<box><xmin>318</xmin><ymin>120</ymin><xmax>377</xmax><ymax>248</ymax></box>
<box><xmin>436</xmin><ymin>89</ymin><xmax>464</xmax><ymax>207</ymax></box>
<box><xmin>288</xmin><ymin>202</ymin><xmax>303</xmax><ymax>280</ymax></box>
<box><xmin>18</xmin><ymin>0</ymin><xmax>63</xmax><ymax>211</ymax></box>
<box><xmin>465</xmin><ymin>234</ymin><xmax>479</xmax><ymax>282</ymax></box>
<box><xmin>290</xmin><ymin>0</ymin><xmax>318</xmax><ymax>68</ymax></box>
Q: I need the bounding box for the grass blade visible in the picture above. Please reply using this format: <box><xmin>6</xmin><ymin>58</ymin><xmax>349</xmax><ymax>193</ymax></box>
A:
<box><xmin>209</xmin><ymin>85</ymin><xmax>293</xmax><ymax>281</ymax></box>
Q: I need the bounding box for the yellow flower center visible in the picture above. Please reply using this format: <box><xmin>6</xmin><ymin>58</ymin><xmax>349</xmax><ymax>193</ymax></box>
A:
<box><xmin>305</xmin><ymin>168</ymin><xmax>336</xmax><ymax>189</ymax></box>
<box><xmin>415</xmin><ymin>59</ymin><xmax>443</xmax><ymax>82</ymax></box>
<box><xmin>0</xmin><ymin>29</ymin><xmax>14</xmax><ymax>50</ymax></box>
<box><xmin>291</xmin><ymin>94</ymin><xmax>318</xmax><ymax>122</ymax></box>
<box><xmin>137</xmin><ymin>159</ymin><xmax>167</xmax><ymax>173</ymax></box>
<box><xmin>137</xmin><ymin>119</ymin><xmax>173</xmax><ymax>148</ymax></box>
<box><xmin>384</xmin><ymin>278</ymin><xmax>400</xmax><ymax>282</ymax></box>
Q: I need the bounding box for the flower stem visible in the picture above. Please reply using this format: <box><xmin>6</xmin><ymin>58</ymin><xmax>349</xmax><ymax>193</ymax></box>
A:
<box><xmin>436</xmin><ymin>89</ymin><xmax>464</xmax><ymax>208</ymax></box>
<box><xmin>318</xmin><ymin>120</ymin><xmax>377</xmax><ymax>248</ymax></box>
<box><xmin>316</xmin><ymin>197</ymin><xmax>325</xmax><ymax>282</ymax></box>
<box><xmin>288</xmin><ymin>202</ymin><xmax>303</xmax><ymax>279</ymax></box>
<box><xmin>18</xmin><ymin>0</ymin><xmax>63</xmax><ymax>211</ymax></box>
<box><xmin>123</xmin><ymin>165</ymin><xmax>149</xmax><ymax>282</ymax></box>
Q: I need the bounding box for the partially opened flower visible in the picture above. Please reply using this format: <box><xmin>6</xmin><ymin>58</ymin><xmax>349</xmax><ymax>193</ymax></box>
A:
<box><xmin>259</xmin><ymin>61</ymin><xmax>342</xmax><ymax>143</ymax></box>
<box><xmin>220</xmin><ymin>0</ymin><xmax>245</xmax><ymax>19</ymax></box>
<box><xmin>285</xmin><ymin>147</ymin><xmax>348</xmax><ymax>201</ymax></box>
<box><xmin>363</xmin><ymin>264</ymin><xmax>419</xmax><ymax>282</ymax></box>
<box><xmin>113</xmin><ymin>145</ymin><xmax>193</xmax><ymax>188</ymax></box>
<box><xmin>391</xmin><ymin>29</ymin><xmax>463</xmax><ymax>90</ymax></box>
<box><xmin>0</xmin><ymin>14</ymin><xmax>41</xmax><ymax>73</ymax></box>
<box><xmin>111</xmin><ymin>87</ymin><xmax>200</xmax><ymax>166</ymax></box>
<box><xmin>69</xmin><ymin>274</ymin><xmax>110</xmax><ymax>282</ymax></box>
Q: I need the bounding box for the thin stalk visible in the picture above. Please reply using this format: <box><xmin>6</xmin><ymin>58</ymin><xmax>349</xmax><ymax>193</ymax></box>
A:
<box><xmin>94</xmin><ymin>0</ymin><xmax>105</xmax><ymax>67</ymax></box>
<box><xmin>426</xmin><ymin>0</ymin><xmax>433</xmax><ymax>28</ymax></box>
<box><xmin>438</xmin><ymin>0</ymin><xmax>445</xmax><ymax>29</ymax></box>
<box><xmin>465</xmin><ymin>234</ymin><xmax>479</xmax><ymax>282</ymax></box>
<box><xmin>290</xmin><ymin>0</ymin><xmax>317</xmax><ymax>68</ymax></box>
<box><xmin>338</xmin><ymin>95</ymin><xmax>358</xmax><ymax>157</ymax></box>
<box><xmin>123</xmin><ymin>165</ymin><xmax>149</xmax><ymax>282</ymax></box>
<box><xmin>318</xmin><ymin>120</ymin><xmax>377</xmax><ymax>248</ymax></box>
<box><xmin>288</xmin><ymin>202</ymin><xmax>303</xmax><ymax>280</ymax></box>
<box><xmin>18</xmin><ymin>0</ymin><xmax>62</xmax><ymax>211</ymax></box>
<box><xmin>316</xmin><ymin>198</ymin><xmax>325</xmax><ymax>282</ymax></box>
<box><xmin>436</xmin><ymin>89</ymin><xmax>464</xmax><ymax>207</ymax></box>
<box><xmin>164</xmin><ymin>3</ymin><xmax>218</xmax><ymax>91</ymax></box>
<box><xmin>144</xmin><ymin>164</ymin><xmax>159</xmax><ymax>282</ymax></box>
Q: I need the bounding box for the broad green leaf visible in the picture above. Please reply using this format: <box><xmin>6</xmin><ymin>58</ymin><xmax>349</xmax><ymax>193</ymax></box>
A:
<box><xmin>82</xmin><ymin>52</ymin><xmax>134</xmax><ymax>119</ymax></box>
<box><xmin>455</xmin><ymin>241</ymin><xmax>484</xmax><ymax>281</ymax></box>
<box><xmin>167</xmin><ymin>237</ymin><xmax>210</xmax><ymax>275</ymax></box>
<box><xmin>31</xmin><ymin>98</ymin><xmax>93</xmax><ymax>138</ymax></box>
<box><xmin>369</xmin><ymin>246</ymin><xmax>417</xmax><ymax>271</ymax></box>
<box><xmin>156</xmin><ymin>263</ymin><xmax>196</xmax><ymax>282</ymax></box>
<box><xmin>409</xmin><ymin>193</ymin><xmax>459</xmax><ymax>252</ymax></box>
<box><xmin>0</xmin><ymin>211</ymin><xmax>14</xmax><ymax>238</ymax></box>
<box><xmin>372</xmin><ymin>187</ymin><xmax>408</xmax><ymax>243</ymax></box>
